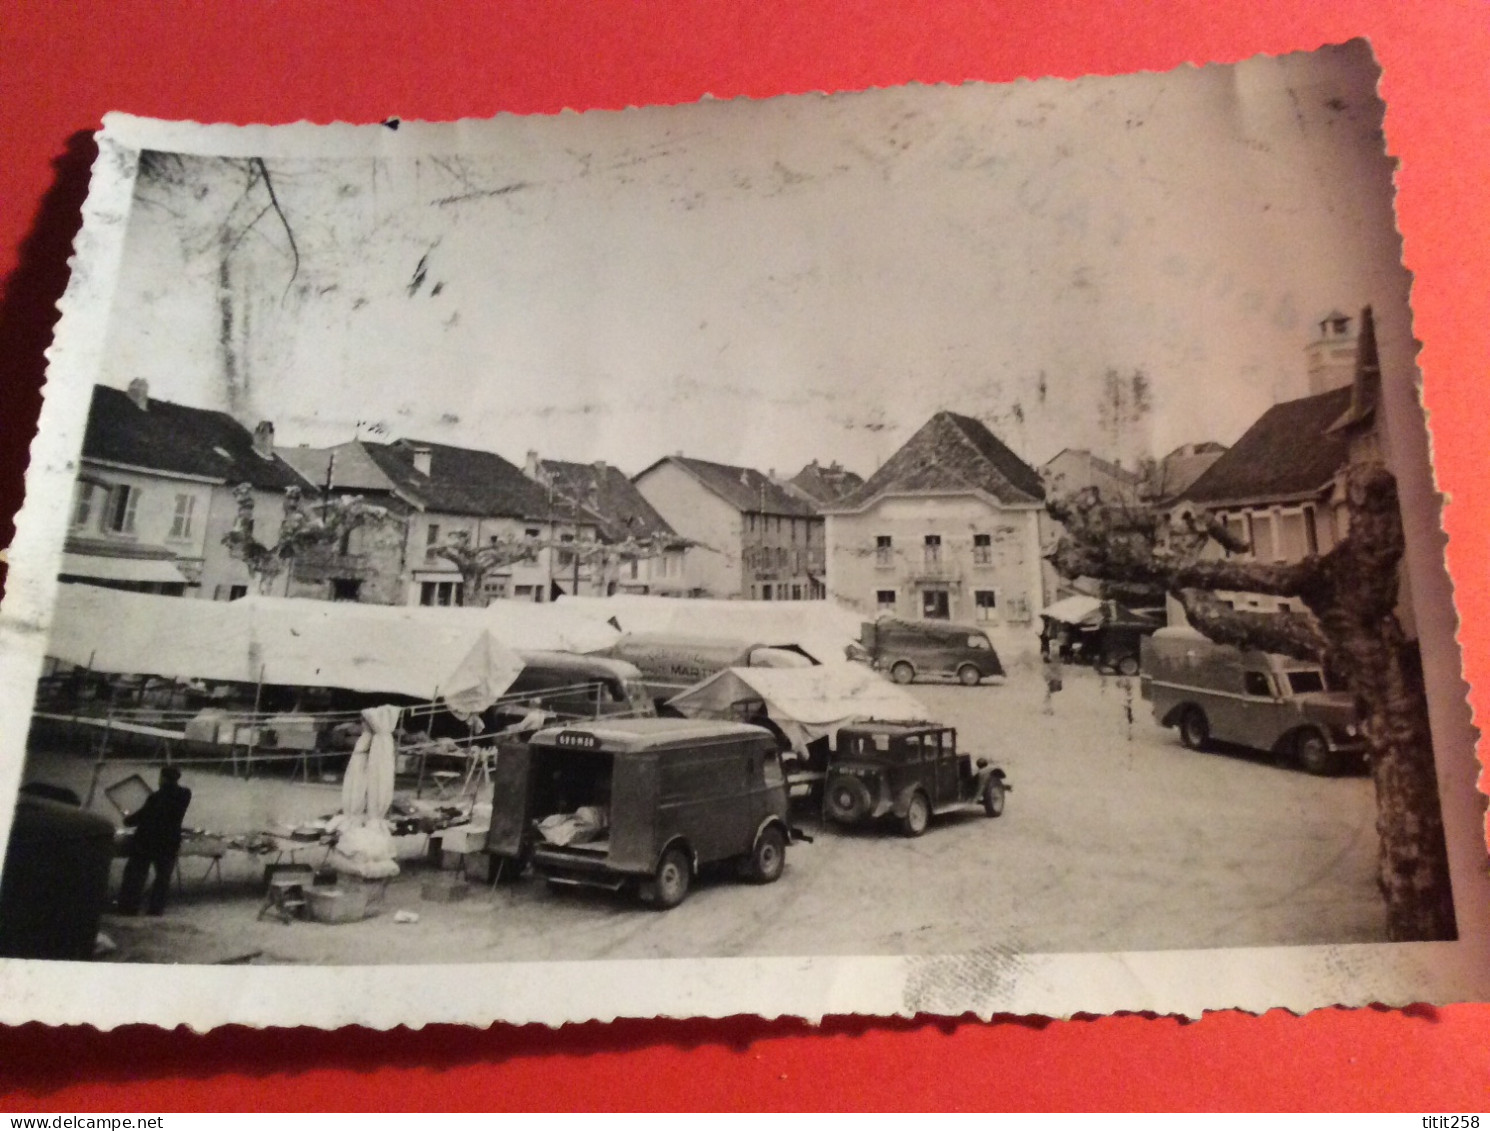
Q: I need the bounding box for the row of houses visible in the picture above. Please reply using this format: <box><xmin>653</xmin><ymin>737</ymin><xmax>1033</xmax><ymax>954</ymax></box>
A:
<box><xmin>61</xmin><ymin>307</ymin><xmax>1388</xmax><ymax>630</ymax></box>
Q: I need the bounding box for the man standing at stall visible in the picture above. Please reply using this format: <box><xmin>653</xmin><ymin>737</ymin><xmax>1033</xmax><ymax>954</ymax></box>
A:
<box><xmin>117</xmin><ymin>766</ymin><xmax>192</xmax><ymax>916</ymax></box>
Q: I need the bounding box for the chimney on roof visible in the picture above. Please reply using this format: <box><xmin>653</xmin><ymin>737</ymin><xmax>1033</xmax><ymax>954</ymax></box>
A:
<box><xmin>411</xmin><ymin>445</ymin><xmax>432</xmax><ymax>476</ymax></box>
<box><xmin>127</xmin><ymin>379</ymin><xmax>149</xmax><ymax>411</ymax></box>
<box><xmin>252</xmin><ymin>421</ymin><xmax>275</xmax><ymax>459</ymax></box>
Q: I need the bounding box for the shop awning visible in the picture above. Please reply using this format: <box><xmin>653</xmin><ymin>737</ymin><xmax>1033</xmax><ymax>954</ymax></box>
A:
<box><xmin>59</xmin><ymin>552</ymin><xmax>187</xmax><ymax>585</ymax></box>
<box><xmin>1040</xmin><ymin>595</ymin><xmax>1104</xmax><ymax>625</ymax></box>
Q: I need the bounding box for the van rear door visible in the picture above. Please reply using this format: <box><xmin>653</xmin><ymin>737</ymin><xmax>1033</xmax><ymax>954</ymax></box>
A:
<box><xmin>485</xmin><ymin>742</ymin><xmax>533</xmax><ymax>858</ymax></box>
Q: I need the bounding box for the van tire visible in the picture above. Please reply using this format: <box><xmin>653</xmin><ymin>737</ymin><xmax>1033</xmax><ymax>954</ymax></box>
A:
<box><xmin>745</xmin><ymin>826</ymin><xmax>786</xmax><ymax>884</ymax></box>
<box><xmin>825</xmin><ymin>776</ymin><xmax>872</xmax><ymax>824</ymax></box>
<box><xmin>982</xmin><ymin>777</ymin><xmax>1006</xmax><ymax>818</ymax></box>
<box><xmin>957</xmin><ymin>664</ymin><xmax>982</xmax><ymax>687</ymax></box>
<box><xmin>1295</xmin><ymin>729</ymin><xmax>1340</xmax><ymax>776</ymax></box>
<box><xmin>901</xmin><ymin>791</ymin><xmax>930</xmax><ymax>838</ymax></box>
<box><xmin>890</xmin><ymin>661</ymin><xmax>916</xmax><ymax>685</ymax></box>
<box><xmin>646</xmin><ymin>847</ymin><xmax>691</xmax><ymax>910</ymax></box>
<box><xmin>1178</xmin><ymin>707</ymin><xmax>1210</xmax><ymax>751</ymax></box>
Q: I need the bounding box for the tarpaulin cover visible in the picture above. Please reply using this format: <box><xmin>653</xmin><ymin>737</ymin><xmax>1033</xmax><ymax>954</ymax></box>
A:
<box><xmin>45</xmin><ymin>585</ymin><xmax>525</xmax><ymax>700</ymax></box>
<box><xmin>665</xmin><ymin>662</ymin><xmax>929</xmax><ymax>751</ymax></box>
<box><xmin>1039</xmin><ymin>595</ymin><xmax>1105</xmax><ymax>625</ymax></box>
<box><xmin>558</xmin><ymin>594</ymin><xmax>865</xmax><ymax>666</ymax></box>
<box><xmin>442</xmin><ymin>630</ymin><xmax>529</xmax><ymax>719</ymax></box>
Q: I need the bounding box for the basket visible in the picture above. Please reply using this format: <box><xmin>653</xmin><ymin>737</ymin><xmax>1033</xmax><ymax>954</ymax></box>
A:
<box><xmin>305</xmin><ymin>884</ymin><xmax>370</xmax><ymax>924</ymax></box>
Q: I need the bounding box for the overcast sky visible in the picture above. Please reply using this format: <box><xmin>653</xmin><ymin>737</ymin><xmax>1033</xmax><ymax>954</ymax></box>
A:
<box><xmin>97</xmin><ymin>40</ymin><xmax>1410</xmax><ymax>482</ymax></box>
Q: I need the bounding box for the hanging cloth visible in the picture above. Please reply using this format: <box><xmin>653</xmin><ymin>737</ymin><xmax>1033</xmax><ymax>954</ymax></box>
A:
<box><xmin>362</xmin><ymin>704</ymin><xmax>401</xmax><ymax>820</ymax></box>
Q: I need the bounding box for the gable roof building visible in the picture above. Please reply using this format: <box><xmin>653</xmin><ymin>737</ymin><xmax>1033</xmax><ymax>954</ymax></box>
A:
<box><xmin>63</xmin><ymin>381</ymin><xmax>313</xmax><ymax>597</ymax></box>
<box><xmin>1181</xmin><ymin>388</ymin><xmax>1356</xmax><ymax>508</ymax></box>
<box><xmin>639</xmin><ymin>455</ymin><xmax>820</xmax><ymax>519</ymax></box>
<box><xmin>830</xmin><ymin>411</ymin><xmax>1045</xmax><ymax>512</ymax></box>
<box><xmin>85</xmin><ymin>381</ymin><xmax>308</xmax><ymax>494</ymax></box>
<box><xmin>821</xmin><ymin>411</ymin><xmax>1046</xmax><ymax>625</ymax></box>
<box><xmin>786</xmin><ymin>460</ymin><xmax>866</xmax><ymax>508</ymax></box>
<box><xmin>524</xmin><ymin>453</ymin><xmax>677</xmax><ymax>543</ymax></box>
<box><xmin>632</xmin><ymin>454</ymin><xmax>826</xmax><ymax>600</ymax></box>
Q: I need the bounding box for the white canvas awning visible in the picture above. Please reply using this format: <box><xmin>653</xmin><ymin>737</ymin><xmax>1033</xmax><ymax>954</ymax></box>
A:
<box><xmin>558</xmin><ymin>594</ymin><xmax>866</xmax><ymax>665</ymax></box>
<box><xmin>44</xmin><ymin>585</ymin><xmax>525</xmax><ymax>701</ymax></box>
<box><xmin>1040</xmin><ymin>595</ymin><xmax>1104</xmax><ymax>625</ymax></box>
<box><xmin>665</xmin><ymin>662</ymin><xmax>929</xmax><ymax>752</ymax></box>
<box><xmin>59</xmin><ymin>553</ymin><xmax>187</xmax><ymax>585</ymax></box>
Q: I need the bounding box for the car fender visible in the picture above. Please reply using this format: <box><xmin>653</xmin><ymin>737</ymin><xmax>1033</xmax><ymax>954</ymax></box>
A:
<box><xmin>891</xmin><ymin>781</ymin><xmax>925</xmax><ymax>818</ymax></box>
<box><xmin>752</xmin><ymin>814</ymin><xmax>790</xmax><ymax>847</ymax></box>
<box><xmin>1159</xmin><ymin>702</ymin><xmax>1194</xmax><ymax>729</ymax></box>
<box><xmin>654</xmin><ymin>835</ymin><xmax>696</xmax><ymax>875</ymax></box>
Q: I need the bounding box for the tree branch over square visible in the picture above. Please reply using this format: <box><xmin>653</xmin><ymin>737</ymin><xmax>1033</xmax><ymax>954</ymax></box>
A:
<box><xmin>1046</xmin><ymin>461</ymin><xmax>1454</xmax><ymax>942</ymax></box>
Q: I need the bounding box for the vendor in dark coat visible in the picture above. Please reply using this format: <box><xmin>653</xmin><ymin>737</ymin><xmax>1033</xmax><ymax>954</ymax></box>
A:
<box><xmin>117</xmin><ymin>766</ymin><xmax>192</xmax><ymax>916</ymax></box>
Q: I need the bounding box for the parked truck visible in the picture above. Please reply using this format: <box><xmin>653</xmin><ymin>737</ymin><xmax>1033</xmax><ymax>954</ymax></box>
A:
<box><xmin>1140</xmin><ymin>627</ymin><xmax>1366</xmax><ymax>774</ymax></box>
<box><xmin>600</xmin><ymin>632</ymin><xmax>815</xmax><ymax>708</ymax></box>
<box><xmin>859</xmin><ymin>617</ymin><xmax>1004</xmax><ymax>686</ymax></box>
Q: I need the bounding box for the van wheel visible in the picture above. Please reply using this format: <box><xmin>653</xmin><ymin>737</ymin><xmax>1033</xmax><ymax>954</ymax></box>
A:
<box><xmin>1116</xmin><ymin>655</ymin><xmax>1140</xmax><ymax>677</ymax></box>
<box><xmin>645</xmin><ymin>847</ymin><xmax>691</xmax><ymax>910</ymax></box>
<box><xmin>956</xmin><ymin>664</ymin><xmax>982</xmax><ymax>687</ymax></box>
<box><xmin>1178</xmin><ymin>707</ymin><xmax>1210</xmax><ymax>751</ymax></box>
<box><xmin>982</xmin><ymin>778</ymin><xmax>1006</xmax><ymax>818</ymax></box>
<box><xmin>745</xmin><ymin>826</ymin><xmax>786</xmax><ymax>884</ymax></box>
<box><xmin>1295</xmin><ymin>730</ymin><xmax>1340</xmax><ymax>776</ymax></box>
<box><xmin>901</xmin><ymin>791</ymin><xmax>930</xmax><ymax>837</ymax></box>
<box><xmin>890</xmin><ymin>661</ymin><xmax>916</xmax><ymax>685</ymax></box>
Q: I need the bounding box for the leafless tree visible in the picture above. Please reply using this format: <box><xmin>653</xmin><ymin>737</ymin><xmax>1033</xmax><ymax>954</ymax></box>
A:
<box><xmin>223</xmin><ymin>484</ymin><xmax>390</xmax><ymax>596</ymax></box>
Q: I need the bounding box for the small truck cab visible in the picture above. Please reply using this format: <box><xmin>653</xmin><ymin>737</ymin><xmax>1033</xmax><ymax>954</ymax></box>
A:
<box><xmin>823</xmin><ymin>721</ymin><xmax>1010</xmax><ymax>837</ymax></box>
<box><xmin>484</xmin><ymin>718</ymin><xmax>795</xmax><ymax>908</ymax></box>
<box><xmin>1140</xmin><ymin>627</ymin><xmax>1366</xmax><ymax>774</ymax></box>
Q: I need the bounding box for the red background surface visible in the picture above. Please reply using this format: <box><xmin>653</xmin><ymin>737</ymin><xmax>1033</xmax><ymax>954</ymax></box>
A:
<box><xmin>1</xmin><ymin>0</ymin><xmax>1488</xmax><ymax>1112</ymax></box>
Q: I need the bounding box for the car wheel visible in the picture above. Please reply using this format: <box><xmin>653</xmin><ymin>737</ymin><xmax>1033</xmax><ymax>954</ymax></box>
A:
<box><xmin>901</xmin><ymin>791</ymin><xmax>930</xmax><ymax>838</ymax></box>
<box><xmin>1295</xmin><ymin>730</ymin><xmax>1339</xmax><ymax>776</ymax></box>
<box><xmin>982</xmin><ymin>778</ymin><xmax>1006</xmax><ymax>818</ymax></box>
<box><xmin>1116</xmin><ymin>655</ymin><xmax>1140</xmax><ymax>677</ymax></box>
<box><xmin>746</xmin><ymin>826</ymin><xmax>786</xmax><ymax>884</ymax></box>
<box><xmin>824</xmin><ymin>775</ymin><xmax>872</xmax><ymax>824</ymax></box>
<box><xmin>890</xmin><ymin>661</ymin><xmax>916</xmax><ymax>685</ymax></box>
<box><xmin>957</xmin><ymin>663</ymin><xmax>982</xmax><ymax>687</ymax></box>
<box><xmin>1178</xmin><ymin>707</ymin><xmax>1210</xmax><ymax>751</ymax></box>
<box><xmin>646</xmin><ymin>846</ymin><xmax>691</xmax><ymax>910</ymax></box>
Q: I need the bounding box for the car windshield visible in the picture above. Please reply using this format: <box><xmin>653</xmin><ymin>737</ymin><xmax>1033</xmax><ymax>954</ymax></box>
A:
<box><xmin>1286</xmin><ymin>669</ymin><xmax>1327</xmax><ymax>694</ymax></box>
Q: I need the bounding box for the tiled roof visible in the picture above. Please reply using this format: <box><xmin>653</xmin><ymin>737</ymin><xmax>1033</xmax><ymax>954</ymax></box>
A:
<box><xmin>276</xmin><ymin>441</ymin><xmax>403</xmax><ymax>495</ymax></box>
<box><xmin>1181</xmin><ymin>386</ymin><xmax>1355</xmax><ymax>505</ymax></box>
<box><xmin>788</xmin><ymin>460</ymin><xmax>866</xmax><ymax>506</ymax></box>
<box><xmin>538</xmin><ymin>459</ymin><xmax>677</xmax><ymax>541</ymax></box>
<box><xmin>650</xmin><ymin>456</ymin><xmax>820</xmax><ymax>517</ymax></box>
<box><xmin>831</xmin><ymin>411</ymin><xmax>1044</xmax><ymax>510</ymax></box>
<box><xmin>82</xmin><ymin>385</ymin><xmax>309</xmax><ymax>492</ymax></box>
<box><xmin>363</xmin><ymin>439</ymin><xmax>592</xmax><ymax>523</ymax></box>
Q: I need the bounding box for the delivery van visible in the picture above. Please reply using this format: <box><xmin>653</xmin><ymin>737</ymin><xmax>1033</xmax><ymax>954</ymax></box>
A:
<box><xmin>860</xmin><ymin>617</ymin><xmax>1004</xmax><ymax>686</ymax></box>
<box><xmin>1140</xmin><ymin>627</ymin><xmax>1365</xmax><ymax>774</ymax></box>
<box><xmin>484</xmin><ymin>718</ymin><xmax>795</xmax><ymax>908</ymax></box>
<box><xmin>601</xmin><ymin>632</ymin><xmax>815</xmax><ymax>707</ymax></box>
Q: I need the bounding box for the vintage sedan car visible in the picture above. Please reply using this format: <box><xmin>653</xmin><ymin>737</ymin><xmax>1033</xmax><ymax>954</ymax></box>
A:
<box><xmin>822</xmin><ymin>721</ymin><xmax>1010</xmax><ymax>837</ymax></box>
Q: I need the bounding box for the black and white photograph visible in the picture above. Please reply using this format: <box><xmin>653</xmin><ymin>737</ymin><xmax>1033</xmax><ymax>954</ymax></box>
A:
<box><xmin>1</xmin><ymin>39</ymin><xmax>1487</xmax><ymax>1028</ymax></box>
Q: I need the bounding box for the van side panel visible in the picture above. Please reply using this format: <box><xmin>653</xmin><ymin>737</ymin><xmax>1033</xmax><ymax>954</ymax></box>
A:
<box><xmin>608</xmin><ymin>755</ymin><xmax>659</xmax><ymax>874</ymax></box>
<box><xmin>485</xmin><ymin>744</ymin><xmax>533</xmax><ymax>858</ymax></box>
